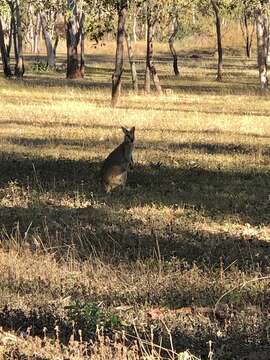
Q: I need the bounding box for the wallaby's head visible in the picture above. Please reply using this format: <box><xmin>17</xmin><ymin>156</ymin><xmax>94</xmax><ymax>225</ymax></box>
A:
<box><xmin>121</xmin><ymin>126</ymin><xmax>135</xmax><ymax>144</ymax></box>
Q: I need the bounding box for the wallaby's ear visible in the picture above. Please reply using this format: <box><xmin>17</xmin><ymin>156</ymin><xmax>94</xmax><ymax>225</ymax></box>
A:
<box><xmin>121</xmin><ymin>126</ymin><xmax>128</xmax><ymax>134</ymax></box>
<box><xmin>131</xmin><ymin>126</ymin><xmax>135</xmax><ymax>133</ymax></box>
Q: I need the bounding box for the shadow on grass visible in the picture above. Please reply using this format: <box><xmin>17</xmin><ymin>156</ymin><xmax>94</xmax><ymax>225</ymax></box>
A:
<box><xmin>1</xmin><ymin>122</ymin><xmax>269</xmax><ymax>140</ymax></box>
<box><xmin>3</xmin><ymin>304</ymin><xmax>269</xmax><ymax>359</ymax></box>
<box><xmin>0</xmin><ymin>151</ymin><xmax>269</xmax><ymax>269</ymax></box>
<box><xmin>5</xmin><ymin>135</ymin><xmax>270</xmax><ymax>156</ymax></box>
<box><xmin>23</xmin><ymin>75</ymin><xmax>112</xmax><ymax>90</ymax></box>
<box><xmin>1</xmin><ymin>63</ymin><xmax>260</xmax><ymax>96</ymax></box>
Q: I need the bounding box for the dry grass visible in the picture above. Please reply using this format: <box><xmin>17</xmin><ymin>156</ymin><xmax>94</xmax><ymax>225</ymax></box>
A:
<box><xmin>0</xmin><ymin>37</ymin><xmax>269</xmax><ymax>359</ymax></box>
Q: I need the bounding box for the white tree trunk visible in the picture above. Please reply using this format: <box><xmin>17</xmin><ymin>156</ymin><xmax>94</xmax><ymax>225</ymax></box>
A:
<box><xmin>256</xmin><ymin>8</ymin><xmax>268</xmax><ymax>89</ymax></box>
<box><xmin>40</xmin><ymin>12</ymin><xmax>56</xmax><ymax>68</ymax></box>
<box><xmin>33</xmin><ymin>14</ymin><xmax>41</xmax><ymax>54</ymax></box>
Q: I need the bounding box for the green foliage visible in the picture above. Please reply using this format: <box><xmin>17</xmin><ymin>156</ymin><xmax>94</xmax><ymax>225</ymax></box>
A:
<box><xmin>31</xmin><ymin>59</ymin><xmax>49</xmax><ymax>72</ymax></box>
<box><xmin>66</xmin><ymin>302</ymin><xmax>122</xmax><ymax>334</ymax></box>
<box><xmin>84</xmin><ymin>12</ymin><xmax>115</xmax><ymax>41</ymax></box>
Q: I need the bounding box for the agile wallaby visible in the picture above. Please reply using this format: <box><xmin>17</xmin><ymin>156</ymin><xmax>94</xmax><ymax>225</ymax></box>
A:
<box><xmin>100</xmin><ymin>127</ymin><xmax>135</xmax><ymax>193</ymax></box>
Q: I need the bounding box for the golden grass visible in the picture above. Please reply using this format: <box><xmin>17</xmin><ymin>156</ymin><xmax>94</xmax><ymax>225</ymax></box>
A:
<box><xmin>0</xmin><ymin>41</ymin><xmax>269</xmax><ymax>358</ymax></box>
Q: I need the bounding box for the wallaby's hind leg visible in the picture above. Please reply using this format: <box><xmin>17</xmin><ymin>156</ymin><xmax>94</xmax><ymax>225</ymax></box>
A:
<box><xmin>120</xmin><ymin>171</ymin><xmax>127</xmax><ymax>191</ymax></box>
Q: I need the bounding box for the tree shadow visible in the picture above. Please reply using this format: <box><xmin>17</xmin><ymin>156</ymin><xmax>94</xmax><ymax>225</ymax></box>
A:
<box><xmin>2</xmin><ymin>53</ymin><xmax>260</xmax><ymax>96</ymax></box>
<box><xmin>164</xmin><ymin>141</ymin><xmax>270</xmax><ymax>155</ymax></box>
<box><xmin>0</xmin><ymin>149</ymin><xmax>268</xmax><ymax>224</ymax></box>
<box><xmin>23</xmin><ymin>75</ymin><xmax>112</xmax><ymax>90</ymax></box>
<box><xmin>0</xmin><ymin>303</ymin><xmax>269</xmax><ymax>359</ymax></box>
<box><xmin>1</xmin><ymin>121</ymin><xmax>269</xmax><ymax>140</ymax></box>
<box><xmin>9</xmin><ymin>135</ymin><xmax>270</xmax><ymax>155</ymax></box>
<box><xmin>0</xmin><ymin>148</ymin><xmax>268</xmax><ymax>269</ymax></box>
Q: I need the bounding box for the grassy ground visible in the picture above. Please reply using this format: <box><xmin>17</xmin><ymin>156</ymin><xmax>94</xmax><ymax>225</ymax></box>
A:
<box><xmin>0</xmin><ymin>40</ymin><xmax>269</xmax><ymax>359</ymax></box>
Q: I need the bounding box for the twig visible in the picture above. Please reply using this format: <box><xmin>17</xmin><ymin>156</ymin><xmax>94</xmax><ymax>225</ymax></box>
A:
<box><xmin>214</xmin><ymin>275</ymin><xmax>270</xmax><ymax>313</ymax></box>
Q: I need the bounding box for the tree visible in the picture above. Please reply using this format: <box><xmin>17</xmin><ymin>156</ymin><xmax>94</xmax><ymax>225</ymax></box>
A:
<box><xmin>168</xmin><ymin>16</ymin><xmax>180</xmax><ymax>76</ymax></box>
<box><xmin>0</xmin><ymin>15</ymin><xmax>12</xmax><ymax>76</ymax></box>
<box><xmin>40</xmin><ymin>11</ymin><xmax>57</xmax><ymax>68</ymax></box>
<box><xmin>111</xmin><ymin>0</ymin><xmax>128</xmax><ymax>107</ymax></box>
<box><xmin>4</xmin><ymin>0</ymin><xmax>24</xmax><ymax>77</ymax></box>
<box><xmin>125</xmin><ymin>0</ymin><xmax>139</xmax><ymax>92</ymax></box>
<box><xmin>211</xmin><ymin>0</ymin><xmax>223</xmax><ymax>81</ymax></box>
<box><xmin>256</xmin><ymin>0</ymin><xmax>269</xmax><ymax>89</ymax></box>
<box><xmin>239</xmin><ymin>0</ymin><xmax>256</xmax><ymax>58</ymax></box>
<box><xmin>66</xmin><ymin>0</ymin><xmax>84</xmax><ymax>79</ymax></box>
<box><xmin>144</xmin><ymin>0</ymin><xmax>163</xmax><ymax>94</ymax></box>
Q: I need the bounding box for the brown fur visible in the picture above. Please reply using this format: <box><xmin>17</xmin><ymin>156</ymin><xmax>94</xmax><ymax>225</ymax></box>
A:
<box><xmin>100</xmin><ymin>127</ymin><xmax>135</xmax><ymax>193</ymax></box>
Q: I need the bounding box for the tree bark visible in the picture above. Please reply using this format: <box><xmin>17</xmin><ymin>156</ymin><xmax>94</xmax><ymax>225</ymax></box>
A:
<box><xmin>132</xmin><ymin>11</ymin><xmax>137</xmax><ymax>43</ymax></box>
<box><xmin>7</xmin><ymin>18</ymin><xmax>12</xmax><ymax>58</ymax></box>
<box><xmin>54</xmin><ymin>34</ymin><xmax>59</xmax><ymax>56</ymax></box>
<box><xmin>33</xmin><ymin>14</ymin><xmax>41</xmax><ymax>54</ymax></box>
<box><xmin>11</xmin><ymin>12</ymin><xmax>18</xmax><ymax>64</ymax></box>
<box><xmin>66</xmin><ymin>0</ymin><xmax>83</xmax><ymax>79</ymax></box>
<box><xmin>240</xmin><ymin>14</ymin><xmax>255</xmax><ymax>58</ymax></box>
<box><xmin>144</xmin><ymin>65</ymin><xmax>151</xmax><ymax>93</ymax></box>
<box><xmin>244</xmin><ymin>15</ymin><xmax>252</xmax><ymax>58</ymax></box>
<box><xmin>256</xmin><ymin>5</ymin><xmax>269</xmax><ymax>89</ymax></box>
<box><xmin>80</xmin><ymin>12</ymin><xmax>85</xmax><ymax>77</ymax></box>
<box><xmin>211</xmin><ymin>0</ymin><xmax>223</xmax><ymax>81</ymax></box>
<box><xmin>111</xmin><ymin>1</ymin><xmax>128</xmax><ymax>107</ymax></box>
<box><xmin>14</xmin><ymin>0</ymin><xmax>24</xmax><ymax>78</ymax></box>
<box><xmin>144</xmin><ymin>12</ymin><xmax>162</xmax><ymax>94</ymax></box>
<box><xmin>169</xmin><ymin>17</ymin><xmax>180</xmax><ymax>76</ymax></box>
<box><xmin>40</xmin><ymin>12</ymin><xmax>56</xmax><ymax>68</ymax></box>
<box><xmin>125</xmin><ymin>30</ymin><xmax>138</xmax><ymax>92</ymax></box>
<box><xmin>0</xmin><ymin>17</ymin><xmax>12</xmax><ymax>77</ymax></box>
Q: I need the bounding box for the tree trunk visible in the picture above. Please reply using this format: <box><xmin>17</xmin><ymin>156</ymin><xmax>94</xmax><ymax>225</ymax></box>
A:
<box><xmin>211</xmin><ymin>0</ymin><xmax>223</xmax><ymax>81</ymax></box>
<box><xmin>40</xmin><ymin>12</ymin><xmax>56</xmax><ymax>68</ymax></box>
<box><xmin>80</xmin><ymin>13</ymin><xmax>85</xmax><ymax>77</ymax></box>
<box><xmin>244</xmin><ymin>15</ymin><xmax>251</xmax><ymax>58</ymax></box>
<box><xmin>33</xmin><ymin>14</ymin><xmax>41</xmax><ymax>54</ymax></box>
<box><xmin>133</xmin><ymin>12</ymin><xmax>137</xmax><ymax>43</ymax></box>
<box><xmin>256</xmin><ymin>6</ymin><xmax>268</xmax><ymax>89</ymax></box>
<box><xmin>169</xmin><ymin>18</ymin><xmax>180</xmax><ymax>76</ymax></box>
<box><xmin>7</xmin><ymin>18</ymin><xmax>12</xmax><ymax>58</ymax></box>
<box><xmin>14</xmin><ymin>0</ymin><xmax>24</xmax><ymax>78</ymax></box>
<box><xmin>125</xmin><ymin>30</ymin><xmax>138</xmax><ymax>92</ymax></box>
<box><xmin>144</xmin><ymin>65</ymin><xmax>151</xmax><ymax>93</ymax></box>
<box><xmin>11</xmin><ymin>14</ymin><xmax>18</xmax><ymax>64</ymax></box>
<box><xmin>111</xmin><ymin>1</ymin><xmax>128</xmax><ymax>107</ymax></box>
<box><xmin>54</xmin><ymin>34</ymin><xmax>59</xmax><ymax>57</ymax></box>
<box><xmin>144</xmin><ymin>14</ymin><xmax>162</xmax><ymax>94</ymax></box>
<box><xmin>0</xmin><ymin>17</ymin><xmax>12</xmax><ymax>77</ymax></box>
<box><xmin>66</xmin><ymin>0</ymin><xmax>83</xmax><ymax>79</ymax></box>
<box><xmin>240</xmin><ymin>14</ymin><xmax>256</xmax><ymax>59</ymax></box>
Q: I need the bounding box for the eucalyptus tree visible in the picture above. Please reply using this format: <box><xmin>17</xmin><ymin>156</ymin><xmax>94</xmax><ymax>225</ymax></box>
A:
<box><xmin>168</xmin><ymin>16</ymin><xmax>180</xmax><ymax>76</ymax></box>
<box><xmin>36</xmin><ymin>0</ymin><xmax>65</xmax><ymax>68</ymax></box>
<box><xmin>165</xmin><ymin>0</ymin><xmax>198</xmax><ymax>77</ymax></box>
<box><xmin>28</xmin><ymin>2</ymin><xmax>41</xmax><ymax>54</ymax></box>
<box><xmin>198</xmin><ymin>0</ymin><xmax>235</xmax><ymax>81</ymax></box>
<box><xmin>256</xmin><ymin>0</ymin><xmax>270</xmax><ymax>89</ymax></box>
<box><xmin>0</xmin><ymin>1</ymin><xmax>12</xmax><ymax>76</ymax></box>
<box><xmin>66</xmin><ymin>0</ymin><xmax>85</xmax><ymax>78</ymax></box>
<box><xmin>108</xmin><ymin>0</ymin><xmax>128</xmax><ymax>107</ymax></box>
<box><xmin>1</xmin><ymin>0</ymin><xmax>25</xmax><ymax>77</ymax></box>
<box><xmin>125</xmin><ymin>0</ymin><xmax>139</xmax><ymax>92</ymax></box>
<box><xmin>143</xmin><ymin>0</ymin><xmax>165</xmax><ymax>94</ymax></box>
<box><xmin>237</xmin><ymin>0</ymin><xmax>256</xmax><ymax>58</ymax></box>
<box><xmin>210</xmin><ymin>0</ymin><xmax>223</xmax><ymax>81</ymax></box>
<box><xmin>159</xmin><ymin>0</ymin><xmax>181</xmax><ymax>76</ymax></box>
